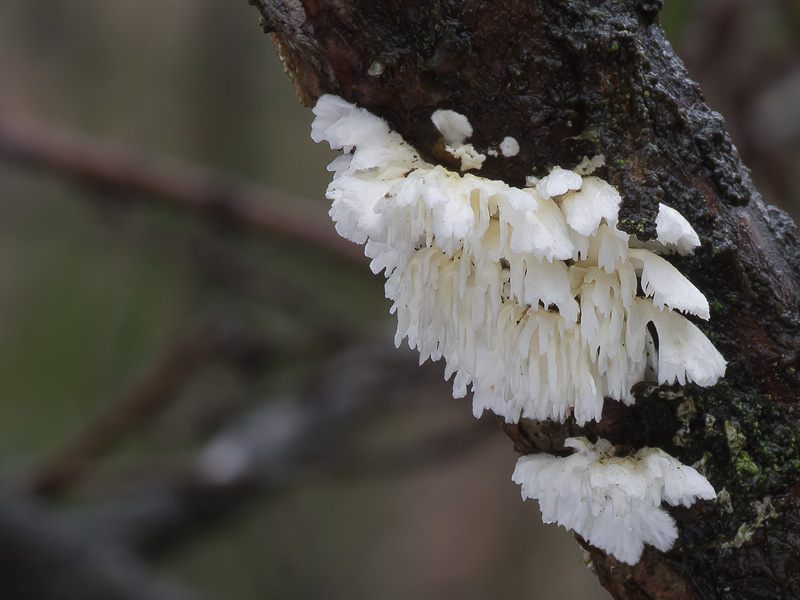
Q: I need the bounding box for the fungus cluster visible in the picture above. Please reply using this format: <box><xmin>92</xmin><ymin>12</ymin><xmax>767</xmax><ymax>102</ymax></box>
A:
<box><xmin>512</xmin><ymin>437</ymin><xmax>716</xmax><ymax>565</ymax></box>
<box><xmin>311</xmin><ymin>94</ymin><xmax>725</xmax><ymax>565</ymax></box>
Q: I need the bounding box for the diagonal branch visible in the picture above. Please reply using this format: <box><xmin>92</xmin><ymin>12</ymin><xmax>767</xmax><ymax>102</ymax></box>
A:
<box><xmin>60</xmin><ymin>345</ymin><xmax>471</xmax><ymax>554</ymax></box>
<box><xmin>28</xmin><ymin>325</ymin><xmax>269</xmax><ymax>496</ymax></box>
<box><xmin>0</xmin><ymin>113</ymin><xmax>366</xmax><ymax>265</ymax></box>
<box><xmin>0</xmin><ymin>492</ymin><xmax>210</xmax><ymax>600</ymax></box>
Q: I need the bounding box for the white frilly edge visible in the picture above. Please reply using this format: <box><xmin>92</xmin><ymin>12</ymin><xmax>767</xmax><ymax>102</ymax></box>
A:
<box><xmin>312</xmin><ymin>93</ymin><xmax>724</xmax><ymax>566</ymax></box>
<box><xmin>512</xmin><ymin>438</ymin><xmax>716</xmax><ymax>565</ymax></box>
<box><xmin>311</xmin><ymin>94</ymin><xmax>726</xmax><ymax>426</ymax></box>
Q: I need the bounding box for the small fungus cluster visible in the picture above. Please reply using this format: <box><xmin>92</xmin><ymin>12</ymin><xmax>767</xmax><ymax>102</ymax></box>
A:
<box><xmin>311</xmin><ymin>95</ymin><xmax>725</xmax><ymax>565</ymax></box>
<box><xmin>513</xmin><ymin>437</ymin><xmax>716</xmax><ymax>565</ymax></box>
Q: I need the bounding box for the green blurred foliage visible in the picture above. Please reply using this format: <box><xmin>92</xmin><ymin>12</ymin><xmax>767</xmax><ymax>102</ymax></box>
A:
<box><xmin>0</xmin><ymin>0</ymin><xmax>384</xmax><ymax>458</ymax></box>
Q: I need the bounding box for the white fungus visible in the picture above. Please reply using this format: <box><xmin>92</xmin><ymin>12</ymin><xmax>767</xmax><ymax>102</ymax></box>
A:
<box><xmin>431</xmin><ymin>109</ymin><xmax>473</xmax><ymax>145</ymax></box>
<box><xmin>431</xmin><ymin>108</ymin><xmax>486</xmax><ymax>171</ymax></box>
<box><xmin>512</xmin><ymin>437</ymin><xmax>716</xmax><ymax>565</ymax></box>
<box><xmin>630</xmin><ymin>203</ymin><xmax>703</xmax><ymax>256</ymax></box>
<box><xmin>499</xmin><ymin>136</ymin><xmax>520</xmax><ymax>157</ymax></box>
<box><xmin>560</xmin><ymin>176</ymin><xmax>622</xmax><ymax>238</ymax></box>
<box><xmin>311</xmin><ymin>95</ymin><xmax>725</xmax><ymax>564</ymax></box>
<box><xmin>628</xmin><ymin>249</ymin><xmax>710</xmax><ymax>319</ymax></box>
<box><xmin>537</xmin><ymin>165</ymin><xmax>583</xmax><ymax>199</ymax></box>
<box><xmin>312</xmin><ymin>94</ymin><xmax>726</xmax><ymax>425</ymax></box>
<box><xmin>655</xmin><ymin>203</ymin><xmax>702</xmax><ymax>255</ymax></box>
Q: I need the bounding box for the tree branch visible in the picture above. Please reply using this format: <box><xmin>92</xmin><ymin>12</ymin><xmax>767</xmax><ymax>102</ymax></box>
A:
<box><xmin>250</xmin><ymin>0</ymin><xmax>800</xmax><ymax>597</ymax></box>
<box><xmin>28</xmin><ymin>325</ymin><xmax>269</xmax><ymax>496</ymax></box>
<box><xmin>0</xmin><ymin>493</ymin><xmax>209</xmax><ymax>600</ymax></box>
<box><xmin>0</xmin><ymin>113</ymin><xmax>366</xmax><ymax>265</ymax></box>
<box><xmin>59</xmin><ymin>344</ymin><xmax>467</xmax><ymax>555</ymax></box>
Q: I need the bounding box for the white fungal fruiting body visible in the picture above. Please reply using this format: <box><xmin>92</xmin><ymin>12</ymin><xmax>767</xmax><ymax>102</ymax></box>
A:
<box><xmin>655</xmin><ymin>204</ymin><xmax>702</xmax><ymax>255</ymax></box>
<box><xmin>630</xmin><ymin>203</ymin><xmax>702</xmax><ymax>256</ymax></box>
<box><xmin>311</xmin><ymin>95</ymin><xmax>724</xmax><ymax>564</ymax></box>
<box><xmin>431</xmin><ymin>108</ymin><xmax>486</xmax><ymax>170</ymax></box>
<box><xmin>499</xmin><ymin>136</ymin><xmax>520</xmax><ymax>157</ymax></box>
<box><xmin>312</xmin><ymin>94</ymin><xmax>726</xmax><ymax>426</ymax></box>
<box><xmin>512</xmin><ymin>438</ymin><xmax>716</xmax><ymax>564</ymax></box>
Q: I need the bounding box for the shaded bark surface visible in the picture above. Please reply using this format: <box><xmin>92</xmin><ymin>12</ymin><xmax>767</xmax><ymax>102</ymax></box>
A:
<box><xmin>250</xmin><ymin>0</ymin><xmax>800</xmax><ymax>597</ymax></box>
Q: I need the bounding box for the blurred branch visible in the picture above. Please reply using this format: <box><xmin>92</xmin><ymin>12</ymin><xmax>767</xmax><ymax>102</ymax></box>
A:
<box><xmin>322</xmin><ymin>418</ymin><xmax>495</xmax><ymax>483</ymax></box>
<box><xmin>0</xmin><ymin>493</ymin><xmax>210</xmax><ymax>600</ymax></box>
<box><xmin>62</xmin><ymin>345</ymin><xmax>469</xmax><ymax>554</ymax></box>
<box><xmin>0</xmin><ymin>113</ymin><xmax>366</xmax><ymax>265</ymax></box>
<box><xmin>13</xmin><ymin>342</ymin><xmax>468</xmax><ymax>598</ymax></box>
<box><xmin>29</xmin><ymin>325</ymin><xmax>270</xmax><ymax>496</ymax></box>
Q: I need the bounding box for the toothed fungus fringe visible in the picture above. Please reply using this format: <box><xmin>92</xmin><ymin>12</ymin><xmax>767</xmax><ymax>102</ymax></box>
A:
<box><xmin>311</xmin><ymin>94</ymin><xmax>724</xmax><ymax>564</ymax></box>
<box><xmin>312</xmin><ymin>95</ymin><xmax>725</xmax><ymax>426</ymax></box>
<box><xmin>512</xmin><ymin>438</ymin><xmax>717</xmax><ymax>564</ymax></box>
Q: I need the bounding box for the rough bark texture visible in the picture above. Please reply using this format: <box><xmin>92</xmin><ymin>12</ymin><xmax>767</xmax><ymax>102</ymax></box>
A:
<box><xmin>249</xmin><ymin>0</ymin><xmax>800</xmax><ymax>597</ymax></box>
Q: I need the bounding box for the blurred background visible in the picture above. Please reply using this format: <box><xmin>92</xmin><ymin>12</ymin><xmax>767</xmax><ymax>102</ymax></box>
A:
<box><xmin>0</xmin><ymin>1</ymin><xmax>798</xmax><ymax>599</ymax></box>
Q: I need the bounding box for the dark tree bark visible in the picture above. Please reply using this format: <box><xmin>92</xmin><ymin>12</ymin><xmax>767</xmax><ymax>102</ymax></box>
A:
<box><xmin>248</xmin><ymin>1</ymin><xmax>800</xmax><ymax>597</ymax></box>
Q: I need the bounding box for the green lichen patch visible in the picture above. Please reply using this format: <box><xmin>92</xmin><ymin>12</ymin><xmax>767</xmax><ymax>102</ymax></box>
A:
<box><xmin>734</xmin><ymin>450</ymin><xmax>760</xmax><ymax>479</ymax></box>
<box><xmin>691</xmin><ymin>379</ymin><xmax>800</xmax><ymax>498</ymax></box>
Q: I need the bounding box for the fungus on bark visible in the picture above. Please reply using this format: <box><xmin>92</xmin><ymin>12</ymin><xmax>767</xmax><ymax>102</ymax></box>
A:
<box><xmin>311</xmin><ymin>94</ymin><xmax>726</xmax><ymax>562</ymax></box>
<box><xmin>250</xmin><ymin>0</ymin><xmax>800</xmax><ymax>593</ymax></box>
<box><xmin>512</xmin><ymin>437</ymin><xmax>716</xmax><ymax>565</ymax></box>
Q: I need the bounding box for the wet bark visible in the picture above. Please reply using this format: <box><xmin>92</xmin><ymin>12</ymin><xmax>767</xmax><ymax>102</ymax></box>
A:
<box><xmin>248</xmin><ymin>1</ymin><xmax>800</xmax><ymax>597</ymax></box>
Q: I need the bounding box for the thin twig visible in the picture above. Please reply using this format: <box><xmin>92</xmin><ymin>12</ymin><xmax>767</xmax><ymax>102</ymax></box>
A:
<box><xmin>0</xmin><ymin>492</ymin><xmax>211</xmax><ymax>600</ymax></box>
<box><xmin>0</xmin><ymin>113</ymin><xmax>366</xmax><ymax>265</ymax></box>
<box><xmin>29</xmin><ymin>326</ymin><xmax>267</xmax><ymax>496</ymax></box>
<box><xmin>61</xmin><ymin>345</ymin><xmax>470</xmax><ymax>554</ymax></box>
